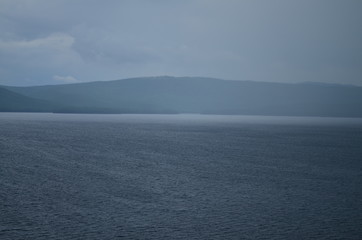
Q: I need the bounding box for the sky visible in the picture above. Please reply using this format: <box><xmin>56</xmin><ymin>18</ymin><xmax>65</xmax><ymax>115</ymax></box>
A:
<box><xmin>0</xmin><ymin>0</ymin><xmax>361</xmax><ymax>86</ymax></box>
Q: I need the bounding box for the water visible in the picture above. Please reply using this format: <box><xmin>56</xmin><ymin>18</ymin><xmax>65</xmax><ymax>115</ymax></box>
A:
<box><xmin>1</xmin><ymin>113</ymin><xmax>362</xmax><ymax>239</ymax></box>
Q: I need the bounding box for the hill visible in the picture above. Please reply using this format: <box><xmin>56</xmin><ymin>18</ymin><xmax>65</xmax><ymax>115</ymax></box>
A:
<box><xmin>0</xmin><ymin>87</ymin><xmax>57</xmax><ymax>112</ymax></box>
<box><xmin>2</xmin><ymin>76</ymin><xmax>362</xmax><ymax>117</ymax></box>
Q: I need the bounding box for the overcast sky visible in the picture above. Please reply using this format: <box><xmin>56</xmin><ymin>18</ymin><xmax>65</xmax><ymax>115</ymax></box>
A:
<box><xmin>0</xmin><ymin>0</ymin><xmax>361</xmax><ymax>86</ymax></box>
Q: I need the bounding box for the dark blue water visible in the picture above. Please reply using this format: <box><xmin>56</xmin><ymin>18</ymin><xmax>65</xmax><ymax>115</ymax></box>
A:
<box><xmin>1</xmin><ymin>113</ymin><xmax>362</xmax><ymax>239</ymax></box>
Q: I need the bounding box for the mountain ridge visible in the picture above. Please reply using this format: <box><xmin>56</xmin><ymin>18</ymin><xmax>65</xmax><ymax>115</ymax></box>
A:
<box><xmin>1</xmin><ymin>76</ymin><xmax>362</xmax><ymax>117</ymax></box>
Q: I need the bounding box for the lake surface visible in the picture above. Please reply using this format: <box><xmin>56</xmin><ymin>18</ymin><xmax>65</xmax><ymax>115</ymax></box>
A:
<box><xmin>1</xmin><ymin>113</ymin><xmax>362</xmax><ymax>239</ymax></box>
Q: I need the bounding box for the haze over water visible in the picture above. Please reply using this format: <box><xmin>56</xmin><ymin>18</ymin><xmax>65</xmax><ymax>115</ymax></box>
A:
<box><xmin>1</xmin><ymin>113</ymin><xmax>362</xmax><ymax>239</ymax></box>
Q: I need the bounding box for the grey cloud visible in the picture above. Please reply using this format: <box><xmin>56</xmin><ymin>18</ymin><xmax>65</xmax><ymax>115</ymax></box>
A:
<box><xmin>0</xmin><ymin>0</ymin><xmax>361</xmax><ymax>86</ymax></box>
<box><xmin>53</xmin><ymin>75</ymin><xmax>79</xmax><ymax>83</ymax></box>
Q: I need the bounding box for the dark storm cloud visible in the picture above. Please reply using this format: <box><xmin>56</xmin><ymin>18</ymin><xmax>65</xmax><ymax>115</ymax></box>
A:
<box><xmin>0</xmin><ymin>0</ymin><xmax>361</xmax><ymax>86</ymax></box>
